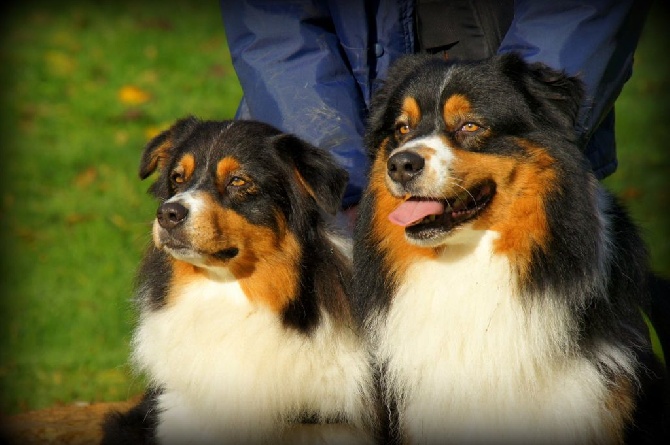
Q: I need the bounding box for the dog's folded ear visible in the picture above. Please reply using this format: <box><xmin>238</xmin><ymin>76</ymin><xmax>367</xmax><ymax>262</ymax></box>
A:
<box><xmin>139</xmin><ymin>116</ymin><xmax>200</xmax><ymax>180</ymax></box>
<box><xmin>497</xmin><ymin>53</ymin><xmax>584</xmax><ymax>130</ymax></box>
<box><xmin>273</xmin><ymin>134</ymin><xmax>349</xmax><ymax>215</ymax></box>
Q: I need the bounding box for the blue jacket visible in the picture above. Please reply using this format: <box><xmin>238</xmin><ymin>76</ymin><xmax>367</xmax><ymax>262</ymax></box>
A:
<box><xmin>221</xmin><ymin>0</ymin><xmax>650</xmax><ymax>209</ymax></box>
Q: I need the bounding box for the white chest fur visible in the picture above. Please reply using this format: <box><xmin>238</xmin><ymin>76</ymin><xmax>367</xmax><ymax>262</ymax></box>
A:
<box><xmin>373</xmin><ymin>230</ymin><xmax>617</xmax><ymax>444</ymax></box>
<box><xmin>133</xmin><ymin>276</ymin><xmax>373</xmax><ymax>444</ymax></box>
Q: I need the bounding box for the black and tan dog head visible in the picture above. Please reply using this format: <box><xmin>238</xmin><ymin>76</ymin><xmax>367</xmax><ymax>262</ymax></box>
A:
<box><xmin>139</xmin><ymin>117</ymin><xmax>348</xmax><ymax>290</ymax></box>
<box><xmin>359</xmin><ymin>53</ymin><xmax>597</xmax><ymax>278</ymax></box>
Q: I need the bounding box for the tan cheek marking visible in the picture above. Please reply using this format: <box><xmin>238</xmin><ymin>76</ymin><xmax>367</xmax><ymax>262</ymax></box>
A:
<box><xmin>167</xmin><ymin>190</ymin><xmax>300</xmax><ymax>312</ymax></box>
<box><xmin>369</xmin><ymin>145</ymin><xmax>437</xmax><ymax>282</ymax></box>
<box><xmin>451</xmin><ymin>143</ymin><xmax>556</xmax><ymax>278</ymax></box>
<box><xmin>178</xmin><ymin>193</ymin><xmax>233</xmax><ymax>254</ymax></box>
<box><xmin>443</xmin><ymin>94</ymin><xmax>472</xmax><ymax>127</ymax></box>
<box><xmin>160</xmin><ymin>193</ymin><xmax>240</xmax><ymax>307</ymax></box>
<box><xmin>401</xmin><ymin>96</ymin><xmax>421</xmax><ymax>126</ymax></box>
<box><xmin>166</xmin><ymin>259</ymin><xmax>207</xmax><ymax>306</ymax></box>
<box><xmin>229</xmin><ymin>213</ymin><xmax>300</xmax><ymax>313</ymax></box>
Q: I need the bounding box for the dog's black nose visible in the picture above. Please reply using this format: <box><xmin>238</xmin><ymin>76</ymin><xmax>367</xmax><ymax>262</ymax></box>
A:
<box><xmin>387</xmin><ymin>151</ymin><xmax>425</xmax><ymax>185</ymax></box>
<box><xmin>157</xmin><ymin>202</ymin><xmax>188</xmax><ymax>229</ymax></box>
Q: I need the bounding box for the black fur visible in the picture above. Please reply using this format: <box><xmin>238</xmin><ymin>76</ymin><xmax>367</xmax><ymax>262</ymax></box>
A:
<box><xmin>101</xmin><ymin>389</ymin><xmax>160</xmax><ymax>445</ymax></box>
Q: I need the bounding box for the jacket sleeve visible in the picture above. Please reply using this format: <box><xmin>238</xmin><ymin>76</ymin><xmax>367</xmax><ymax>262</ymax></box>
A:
<box><xmin>220</xmin><ymin>0</ymin><xmax>371</xmax><ymax>208</ymax></box>
<box><xmin>497</xmin><ymin>0</ymin><xmax>651</xmax><ymax>178</ymax></box>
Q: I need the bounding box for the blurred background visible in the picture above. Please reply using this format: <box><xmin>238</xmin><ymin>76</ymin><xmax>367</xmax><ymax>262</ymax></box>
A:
<box><xmin>0</xmin><ymin>1</ymin><xmax>668</xmax><ymax>416</ymax></box>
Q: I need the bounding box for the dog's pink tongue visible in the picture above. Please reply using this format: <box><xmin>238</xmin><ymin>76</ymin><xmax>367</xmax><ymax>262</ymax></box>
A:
<box><xmin>388</xmin><ymin>200</ymin><xmax>444</xmax><ymax>227</ymax></box>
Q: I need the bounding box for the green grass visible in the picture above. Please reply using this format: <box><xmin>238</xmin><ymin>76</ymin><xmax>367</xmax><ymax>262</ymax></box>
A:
<box><xmin>0</xmin><ymin>0</ymin><xmax>242</xmax><ymax>414</ymax></box>
<box><xmin>602</xmin><ymin>6</ymin><xmax>670</xmax><ymax>275</ymax></box>
<box><xmin>0</xmin><ymin>1</ymin><xmax>668</xmax><ymax>416</ymax></box>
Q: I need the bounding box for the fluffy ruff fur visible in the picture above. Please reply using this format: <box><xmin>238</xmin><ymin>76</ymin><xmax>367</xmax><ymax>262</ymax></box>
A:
<box><xmin>102</xmin><ymin>118</ymin><xmax>376</xmax><ymax>445</ymax></box>
<box><xmin>353</xmin><ymin>53</ymin><xmax>668</xmax><ymax>445</ymax></box>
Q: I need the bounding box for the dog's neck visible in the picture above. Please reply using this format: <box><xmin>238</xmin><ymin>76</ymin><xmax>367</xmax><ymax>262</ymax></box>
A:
<box><xmin>372</xmin><ymin>228</ymin><xmax>631</xmax><ymax>444</ymax></box>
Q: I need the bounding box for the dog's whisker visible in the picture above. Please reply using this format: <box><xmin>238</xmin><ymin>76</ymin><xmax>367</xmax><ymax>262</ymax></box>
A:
<box><xmin>450</xmin><ymin>181</ymin><xmax>478</xmax><ymax>208</ymax></box>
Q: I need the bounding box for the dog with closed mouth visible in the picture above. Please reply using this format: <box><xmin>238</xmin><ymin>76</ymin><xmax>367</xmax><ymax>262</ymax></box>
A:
<box><xmin>353</xmin><ymin>53</ymin><xmax>668</xmax><ymax>444</ymax></box>
<box><xmin>102</xmin><ymin>117</ymin><xmax>376</xmax><ymax>445</ymax></box>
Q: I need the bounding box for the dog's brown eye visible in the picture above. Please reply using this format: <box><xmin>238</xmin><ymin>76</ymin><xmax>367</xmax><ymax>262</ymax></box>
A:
<box><xmin>170</xmin><ymin>170</ymin><xmax>185</xmax><ymax>184</ymax></box>
<box><xmin>228</xmin><ymin>177</ymin><xmax>246</xmax><ymax>188</ymax></box>
<box><xmin>395</xmin><ymin>123</ymin><xmax>410</xmax><ymax>136</ymax></box>
<box><xmin>460</xmin><ymin>123</ymin><xmax>481</xmax><ymax>133</ymax></box>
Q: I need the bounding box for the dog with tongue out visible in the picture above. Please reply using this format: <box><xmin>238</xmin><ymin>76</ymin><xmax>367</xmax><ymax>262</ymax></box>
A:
<box><xmin>388</xmin><ymin>198</ymin><xmax>444</xmax><ymax>227</ymax></box>
<box><xmin>382</xmin><ymin>141</ymin><xmax>495</xmax><ymax>246</ymax></box>
<box><xmin>352</xmin><ymin>53</ymin><xmax>667</xmax><ymax>445</ymax></box>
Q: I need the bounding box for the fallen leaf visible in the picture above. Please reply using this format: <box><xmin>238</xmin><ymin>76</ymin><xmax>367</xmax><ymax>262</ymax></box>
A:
<box><xmin>74</xmin><ymin>167</ymin><xmax>97</xmax><ymax>188</ymax></box>
<box><xmin>118</xmin><ymin>85</ymin><xmax>150</xmax><ymax>105</ymax></box>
